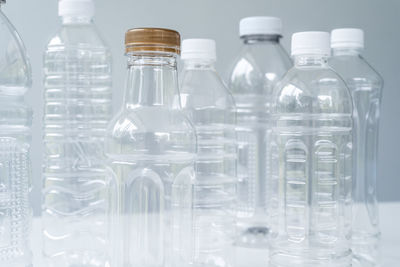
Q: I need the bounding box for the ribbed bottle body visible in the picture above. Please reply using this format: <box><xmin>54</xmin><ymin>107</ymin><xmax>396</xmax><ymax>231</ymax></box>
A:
<box><xmin>180</xmin><ymin>63</ymin><xmax>237</xmax><ymax>267</ymax></box>
<box><xmin>0</xmin><ymin>100</ymin><xmax>32</xmax><ymax>267</ymax></box>
<box><xmin>0</xmin><ymin>8</ymin><xmax>32</xmax><ymax>267</ymax></box>
<box><xmin>42</xmin><ymin>23</ymin><xmax>114</xmax><ymax>267</ymax></box>
<box><xmin>269</xmin><ymin>61</ymin><xmax>353</xmax><ymax>267</ymax></box>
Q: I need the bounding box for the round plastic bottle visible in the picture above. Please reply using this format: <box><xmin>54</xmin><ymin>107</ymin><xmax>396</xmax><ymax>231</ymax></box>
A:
<box><xmin>42</xmin><ymin>0</ymin><xmax>114</xmax><ymax>266</ymax></box>
<box><xmin>180</xmin><ymin>39</ymin><xmax>237</xmax><ymax>267</ymax></box>
<box><xmin>226</xmin><ymin>16</ymin><xmax>292</xmax><ymax>247</ymax></box>
<box><xmin>269</xmin><ymin>32</ymin><xmax>353</xmax><ymax>267</ymax></box>
<box><xmin>105</xmin><ymin>28</ymin><xmax>196</xmax><ymax>267</ymax></box>
<box><xmin>0</xmin><ymin>1</ymin><xmax>32</xmax><ymax>266</ymax></box>
<box><xmin>329</xmin><ymin>28</ymin><xmax>383</xmax><ymax>267</ymax></box>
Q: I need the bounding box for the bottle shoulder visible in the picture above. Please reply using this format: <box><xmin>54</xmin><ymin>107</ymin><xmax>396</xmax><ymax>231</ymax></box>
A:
<box><xmin>180</xmin><ymin>69</ymin><xmax>235</xmax><ymax>109</ymax></box>
<box><xmin>227</xmin><ymin>43</ymin><xmax>292</xmax><ymax>95</ymax></box>
<box><xmin>329</xmin><ymin>56</ymin><xmax>383</xmax><ymax>91</ymax></box>
<box><xmin>107</xmin><ymin>107</ymin><xmax>195</xmax><ymax>137</ymax></box>
<box><xmin>273</xmin><ymin>66</ymin><xmax>352</xmax><ymax>114</ymax></box>
<box><xmin>0</xmin><ymin>11</ymin><xmax>31</xmax><ymax>95</ymax></box>
<box><xmin>46</xmin><ymin>23</ymin><xmax>110</xmax><ymax>50</ymax></box>
<box><xmin>106</xmin><ymin>107</ymin><xmax>196</xmax><ymax>156</ymax></box>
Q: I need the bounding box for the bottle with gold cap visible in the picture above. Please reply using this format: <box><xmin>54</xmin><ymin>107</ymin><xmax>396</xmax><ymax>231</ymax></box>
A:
<box><xmin>105</xmin><ymin>28</ymin><xmax>196</xmax><ymax>267</ymax></box>
<box><xmin>42</xmin><ymin>0</ymin><xmax>114</xmax><ymax>266</ymax></box>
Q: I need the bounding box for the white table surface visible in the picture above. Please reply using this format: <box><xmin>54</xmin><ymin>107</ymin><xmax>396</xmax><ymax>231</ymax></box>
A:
<box><xmin>31</xmin><ymin>203</ymin><xmax>400</xmax><ymax>267</ymax></box>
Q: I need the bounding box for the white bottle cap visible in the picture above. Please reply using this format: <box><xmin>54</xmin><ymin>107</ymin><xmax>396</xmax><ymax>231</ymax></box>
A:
<box><xmin>291</xmin><ymin>31</ymin><xmax>331</xmax><ymax>56</ymax></box>
<box><xmin>58</xmin><ymin>0</ymin><xmax>95</xmax><ymax>18</ymax></box>
<box><xmin>239</xmin><ymin>16</ymin><xmax>282</xmax><ymax>37</ymax></box>
<box><xmin>331</xmin><ymin>28</ymin><xmax>364</xmax><ymax>49</ymax></box>
<box><xmin>181</xmin><ymin>39</ymin><xmax>217</xmax><ymax>61</ymax></box>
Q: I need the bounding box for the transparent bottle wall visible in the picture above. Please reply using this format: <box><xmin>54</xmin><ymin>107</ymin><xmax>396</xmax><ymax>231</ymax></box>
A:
<box><xmin>269</xmin><ymin>55</ymin><xmax>353</xmax><ymax>267</ymax></box>
<box><xmin>106</xmin><ymin>53</ymin><xmax>196</xmax><ymax>267</ymax></box>
<box><xmin>330</xmin><ymin>48</ymin><xmax>383</xmax><ymax>267</ymax></box>
<box><xmin>42</xmin><ymin>17</ymin><xmax>114</xmax><ymax>267</ymax></box>
<box><xmin>227</xmin><ymin>34</ymin><xmax>291</xmax><ymax>246</ymax></box>
<box><xmin>0</xmin><ymin>7</ymin><xmax>32</xmax><ymax>267</ymax></box>
<box><xmin>180</xmin><ymin>59</ymin><xmax>237</xmax><ymax>267</ymax></box>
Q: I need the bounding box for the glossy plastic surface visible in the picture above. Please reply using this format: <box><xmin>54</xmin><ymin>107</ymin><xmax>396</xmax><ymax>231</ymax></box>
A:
<box><xmin>269</xmin><ymin>55</ymin><xmax>353</xmax><ymax>267</ymax></box>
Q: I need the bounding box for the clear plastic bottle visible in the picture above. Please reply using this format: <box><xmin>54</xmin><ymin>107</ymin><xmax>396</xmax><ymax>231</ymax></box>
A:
<box><xmin>105</xmin><ymin>28</ymin><xmax>196</xmax><ymax>267</ymax></box>
<box><xmin>0</xmin><ymin>1</ymin><xmax>32</xmax><ymax>266</ymax></box>
<box><xmin>226</xmin><ymin>16</ymin><xmax>292</xmax><ymax>246</ymax></box>
<box><xmin>269</xmin><ymin>32</ymin><xmax>353</xmax><ymax>267</ymax></box>
<box><xmin>42</xmin><ymin>0</ymin><xmax>114</xmax><ymax>266</ymax></box>
<box><xmin>179</xmin><ymin>39</ymin><xmax>237</xmax><ymax>267</ymax></box>
<box><xmin>329</xmin><ymin>28</ymin><xmax>383</xmax><ymax>267</ymax></box>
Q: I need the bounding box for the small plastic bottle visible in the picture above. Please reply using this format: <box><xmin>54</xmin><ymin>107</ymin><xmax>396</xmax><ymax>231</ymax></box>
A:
<box><xmin>269</xmin><ymin>32</ymin><xmax>353</xmax><ymax>267</ymax></box>
<box><xmin>0</xmin><ymin>1</ymin><xmax>32</xmax><ymax>266</ymax></box>
<box><xmin>105</xmin><ymin>28</ymin><xmax>196</xmax><ymax>267</ymax></box>
<box><xmin>42</xmin><ymin>0</ymin><xmax>114</xmax><ymax>266</ymax></box>
<box><xmin>180</xmin><ymin>39</ymin><xmax>237</xmax><ymax>267</ymax></box>
<box><xmin>330</xmin><ymin>28</ymin><xmax>383</xmax><ymax>267</ymax></box>
<box><xmin>226</xmin><ymin>16</ymin><xmax>292</xmax><ymax>247</ymax></box>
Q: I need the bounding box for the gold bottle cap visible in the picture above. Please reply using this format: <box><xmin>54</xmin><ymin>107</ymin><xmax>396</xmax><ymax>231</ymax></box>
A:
<box><xmin>125</xmin><ymin>28</ymin><xmax>181</xmax><ymax>54</ymax></box>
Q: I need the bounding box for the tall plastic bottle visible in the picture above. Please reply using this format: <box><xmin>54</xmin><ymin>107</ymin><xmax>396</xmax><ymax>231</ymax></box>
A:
<box><xmin>0</xmin><ymin>1</ymin><xmax>32</xmax><ymax>266</ymax></box>
<box><xmin>42</xmin><ymin>0</ymin><xmax>114</xmax><ymax>266</ymax></box>
<box><xmin>180</xmin><ymin>39</ymin><xmax>237</xmax><ymax>267</ymax></box>
<box><xmin>105</xmin><ymin>28</ymin><xmax>196</xmax><ymax>267</ymax></box>
<box><xmin>269</xmin><ymin>32</ymin><xmax>353</xmax><ymax>267</ymax></box>
<box><xmin>226</xmin><ymin>16</ymin><xmax>292</xmax><ymax>246</ymax></box>
<box><xmin>329</xmin><ymin>28</ymin><xmax>383</xmax><ymax>267</ymax></box>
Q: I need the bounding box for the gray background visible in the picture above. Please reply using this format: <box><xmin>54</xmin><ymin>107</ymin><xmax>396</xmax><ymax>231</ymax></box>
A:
<box><xmin>3</xmin><ymin>0</ymin><xmax>399</xmax><ymax>215</ymax></box>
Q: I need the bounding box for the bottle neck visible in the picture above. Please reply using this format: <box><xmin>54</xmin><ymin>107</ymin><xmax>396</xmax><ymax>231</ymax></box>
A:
<box><xmin>124</xmin><ymin>53</ymin><xmax>179</xmax><ymax>109</ymax></box>
<box><xmin>242</xmin><ymin>34</ymin><xmax>281</xmax><ymax>45</ymax></box>
<box><xmin>182</xmin><ymin>59</ymin><xmax>216</xmax><ymax>71</ymax></box>
<box><xmin>61</xmin><ymin>16</ymin><xmax>93</xmax><ymax>25</ymax></box>
<box><xmin>294</xmin><ymin>54</ymin><xmax>329</xmax><ymax>67</ymax></box>
<box><xmin>332</xmin><ymin>47</ymin><xmax>363</xmax><ymax>56</ymax></box>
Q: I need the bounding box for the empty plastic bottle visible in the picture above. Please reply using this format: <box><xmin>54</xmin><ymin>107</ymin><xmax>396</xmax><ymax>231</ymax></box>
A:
<box><xmin>105</xmin><ymin>28</ymin><xmax>196</xmax><ymax>267</ymax></box>
<box><xmin>269</xmin><ymin>32</ymin><xmax>353</xmax><ymax>267</ymax></box>
<box><xmin>329</xmin><ymin>28</ymin><xmax>383</xmax><ymax>267</ymax></box>
<box><xmin>226</xmin><ymin>16</ymin><xmax>291</xmax><ymax>247</ymax></box>
<box><xmin>0</xmin><ymin>1</ymin><xmax>32</xmax><ymax>266</ymax></box>
<box><xmin>42</xmin><ymin>0</ymin><xmax>114</xmax><ymax>266</ymax></box>
<box><xmin>180</xmin><ymin>39</ymin><xmax>237</xmax><ymax>267</ymax></box>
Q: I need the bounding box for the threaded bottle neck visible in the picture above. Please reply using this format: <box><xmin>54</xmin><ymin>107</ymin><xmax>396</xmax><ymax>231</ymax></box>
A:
<box><xmin>62</xmin><ymin>16</ymin><xmax>93</xmax><ymax>25</ymax></box>
<box><xmin>242</xmin><ymin>34</ymin><xmax>281</xmax><ymax>44</ymax></box>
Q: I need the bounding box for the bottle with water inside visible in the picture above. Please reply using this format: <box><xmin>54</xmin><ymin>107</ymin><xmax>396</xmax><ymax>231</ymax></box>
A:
<box><xmin>226</xmin><ymin>16</ymin><xmax>291</xmax><ymax>246</ymax></box>
<box><xmin>269</xmin><ymin>32</ymin><xmax>353</xmax><ymax>267</ymax></box>
<box><xmin>0</xmin><ymin>0</ymin><xmax>32</xmax><ymax>266</ymax></box>
<box><xmin>42</xmin><ymin>0</ymin><xmax>114</xmax><ymax>266</ymax></box>
<box><xmin>180</xmin><ymin>39</ymin><xmax>237</xmax><ymax>267</ymax></box>
<box><xmin>330</xmin><ymin>28</ymin><xmax>383</xmax><ymax>267</ymax></box>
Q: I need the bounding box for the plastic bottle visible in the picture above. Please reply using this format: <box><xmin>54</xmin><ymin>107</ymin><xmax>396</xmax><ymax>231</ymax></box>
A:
<box><xmin>180</xmin><ymin>39</ymin><xmax>237</xmax><ymax>267</ymax></box>
<box><xmin>42</xmin><ymin>0</ymin><xmax>114</xmax><ymax>266</ymax></box>
<box><xmin>0</xmin><ymin>1</ymin><xmax>32</xmax><ymax>266</ymax></box>
<box><xmin>105</xmin><ymin>28</ymin><xmax>196</xmax><ymax>267</ymax></box>
<box><xmin>269</xmin><ymin>32</ymin><xmax>353</xmax><ymax>267</ymax></box>
<box><xmin>329</xmin><ymin>28</ymin><xmax>383</xmax><ymax>267</ymax></box>
<box><xmin>226</xmin><ymin>16</ymin><xmax>292</xmax><ymax>246</ymax></box>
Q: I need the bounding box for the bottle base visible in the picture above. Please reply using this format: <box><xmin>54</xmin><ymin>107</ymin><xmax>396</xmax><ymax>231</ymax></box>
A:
<box><xmin>352</xmin><ymin>236</ymin><xmax>380</xmax><ymax>267</ymax></box>
<box><xmin>235</xmin><ymin>226</ymin><xmax>269</xmax><ymax>248</ymax></box>
<box><xmin>269</xmin><ymin>247</ymin><xmax>352</xmax><ymax>267</ymax></box>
